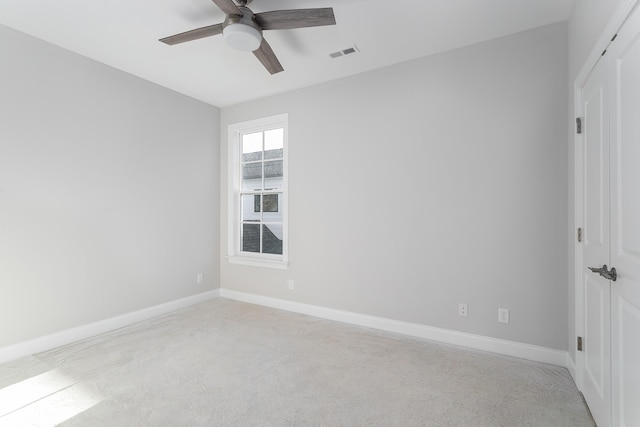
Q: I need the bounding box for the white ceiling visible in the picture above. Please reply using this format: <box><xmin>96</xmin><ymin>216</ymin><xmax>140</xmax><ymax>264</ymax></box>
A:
<box><xmin>0</xmin><ymin>0</ymin><xmax>576</xmax><ymax>107</ymax></box>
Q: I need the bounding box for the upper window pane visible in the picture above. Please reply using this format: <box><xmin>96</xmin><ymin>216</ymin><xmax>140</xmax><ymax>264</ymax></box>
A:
<box><xmin>242</xmin><ymin>132</ymin><xmax>263</xmax><ymax>162</ymax></box>
<box><xmin>242</xmin><ymin>162</ymin><xmax>262</xmax><ymax>191</ymax></box>
<box><xmin>264</xmin><ymin>160</ymin><xmax>283</xmax><ymax>190</ymax></box>
<box><xmin>265</xmin><ymin>128</ymin><xmax>283</xmax><ymax>159</ymax></box>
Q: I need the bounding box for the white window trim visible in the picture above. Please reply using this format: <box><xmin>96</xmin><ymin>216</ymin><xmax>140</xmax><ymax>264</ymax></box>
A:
<box><xmin>227</xmin><ymin>113</ymin><xmax>289</xmax><ymax>269</ymax></box>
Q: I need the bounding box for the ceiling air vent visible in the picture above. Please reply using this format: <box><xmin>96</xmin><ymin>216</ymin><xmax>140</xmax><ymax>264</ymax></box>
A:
<box><xmin>329</xmin><ymin>45</ymin><xmax>360</xmax><ymax>59</ymax></box>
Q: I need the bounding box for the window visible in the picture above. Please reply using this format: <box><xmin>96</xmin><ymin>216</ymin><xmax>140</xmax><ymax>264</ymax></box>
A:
<box><xmin>228</xmin><ymin>114</ymin><xmax>288</xmax><ymax>269</ymax></box>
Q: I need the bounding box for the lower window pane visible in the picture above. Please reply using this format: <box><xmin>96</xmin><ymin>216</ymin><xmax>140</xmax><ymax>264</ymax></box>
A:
<box><xmin>262</xmin><ymin>224</ymin><xmax>283</xmax><ymax>255</ymax></box>
<box><xmin>242</xmin><ymin>223</ymin><xmax>260</xmax><ymax>253</ymax></box>
<box><xmin>262</xmin><ymin>193</ymin><xmax>282</xmax><ymax>222</ymax></box>
<box><xmin>242</xmin><ymin>194</ymin><xmax>260</xmax><ymax>221</ymax></box>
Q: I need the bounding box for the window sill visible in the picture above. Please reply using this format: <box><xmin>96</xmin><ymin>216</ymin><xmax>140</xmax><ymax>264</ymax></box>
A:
<box><xmin>227</xmin><ymin>255</ymin><xmax>289</xmax><ymax>270</ymax></box>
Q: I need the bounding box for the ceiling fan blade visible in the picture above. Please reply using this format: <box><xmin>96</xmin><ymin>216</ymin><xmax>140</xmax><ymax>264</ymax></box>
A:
<box><xmin>159</xmin><ymin>23</ymin><xmax>223</xmax><ymax>45</ymax></box>
<box><xmin>254</xmin><ymin>8</ymin><xmax>336</xmax><ymax>30</ymax></box>
<box><xmin>253</xmin><ymin>38</ymin><xmax>284</xmax><ymax>74</ymax></box>
<box><xmin>211</xmin><ymin>0</ymin><xmax>242</xmax><ymax>15</ymax></box>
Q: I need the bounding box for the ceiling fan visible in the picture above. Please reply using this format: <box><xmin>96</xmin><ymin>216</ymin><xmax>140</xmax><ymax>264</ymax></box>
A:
<box><xmin>159</xmin><ymin>0</ymin><xmax>336</xmax><ymax>74</ymax></box>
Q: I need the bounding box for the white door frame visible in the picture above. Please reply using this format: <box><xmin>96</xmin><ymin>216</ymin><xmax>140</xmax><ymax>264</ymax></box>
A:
<box><xmin>572</xmin><ymin>0</ymin><xmax>639</xmax><ymax>398</ymax></box>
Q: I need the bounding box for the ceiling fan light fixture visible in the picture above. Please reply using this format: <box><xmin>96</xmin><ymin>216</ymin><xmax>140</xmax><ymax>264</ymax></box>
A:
<box><xmin>223</xmin><ymin>23</ymin><xmax>261</xmax><ymax>51</ymax></box>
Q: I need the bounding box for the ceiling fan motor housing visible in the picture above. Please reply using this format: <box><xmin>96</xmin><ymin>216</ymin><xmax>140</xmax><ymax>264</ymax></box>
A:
<box><xmin>223</xmin><ymin>7</ymin><xmax>263</xmax><ymax>51</ymax></box>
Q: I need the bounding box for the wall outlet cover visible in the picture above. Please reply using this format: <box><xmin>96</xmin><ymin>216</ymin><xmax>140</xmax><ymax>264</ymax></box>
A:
<box><xmin>498</xmin><ymin>308</ymin><xmax>509</xmax><ymax>324</ymax></box>
<box><xmin>458</xmin><ymin>303</ymin><xmax>468</xmax><ymax>317</ymax></box>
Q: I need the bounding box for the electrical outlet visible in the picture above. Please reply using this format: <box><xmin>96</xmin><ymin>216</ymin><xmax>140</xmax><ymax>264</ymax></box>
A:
<box><xmin>498</xmin><ymin>308</ymin><xmax>509</xmax><ymax>324</ymax></box>
<box><xmin>196</xmin><ymin>273</ymin><xmax>204</xmax><ymax>284</ymax></box>
<box><xmin>458</xmin><ymin>303</ymin><xmax>468</xmax><ymax>317</ymax></box>
<box><xmin>288</xmin><ymin>279</ymin><xmax>295</xmax><ymax>290</ymax></box>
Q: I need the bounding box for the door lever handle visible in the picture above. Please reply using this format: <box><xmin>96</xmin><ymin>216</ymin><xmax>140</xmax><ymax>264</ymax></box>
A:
<box><xmin>588</xmin><ymin>264</ymin><xmax>617</xmax><ymax>282</ymax></box>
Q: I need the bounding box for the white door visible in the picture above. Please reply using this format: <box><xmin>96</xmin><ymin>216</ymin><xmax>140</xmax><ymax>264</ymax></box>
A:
<box><xmin>580</xmin><ymin>56</ymin><xmax>611</xmax><ymax>427</ymax></box>
<box><xmin>609</xmin><ymin>5</ymin><xmax>640</xmax><ymax>426</ymax></box>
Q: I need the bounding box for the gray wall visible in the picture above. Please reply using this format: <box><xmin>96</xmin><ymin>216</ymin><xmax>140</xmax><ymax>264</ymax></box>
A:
<box><xmin>221</xmin><ymin>23</ymin><xmax>569</xmax><ymax>350</ymax></box>
<box><xmin>566</xmin><ymin>0</ymin><xmax>627</xmax><ymax>363</ymax></box>
<box><xmin>0</xmin><ymin>24</ymin><xmax>220</xmax><ymax>348</ymax></box>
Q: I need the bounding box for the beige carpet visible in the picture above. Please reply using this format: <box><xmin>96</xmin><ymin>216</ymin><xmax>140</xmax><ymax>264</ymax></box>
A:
<box><xmin>0</xmin><ymin>298</ymin><xmax>594</xmax><ymax>426</ymax></box>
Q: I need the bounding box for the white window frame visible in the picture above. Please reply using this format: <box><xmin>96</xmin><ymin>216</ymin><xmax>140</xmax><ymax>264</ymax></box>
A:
<box><xmin>227</xmin><ymin>113</ymin><xmax>288</xmax><ymax>269</ymax></box>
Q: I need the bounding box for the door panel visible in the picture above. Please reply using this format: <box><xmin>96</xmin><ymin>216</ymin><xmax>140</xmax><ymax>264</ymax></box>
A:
<box><xmin>617</xmin><ymin>299</ymin><xmax>640</xmax><ymax>426</ymax></box>
<box><xmin>580</xmin><ymin>55</ymin><xmax>611</xmax><ymax>427</ymax></box>
<box><xmin>585</xmin><ymin>275</ymin><xmax>608</xmax><ymax>398</ymax></box>
<box><xmin>619</xmin><ymin>32</ymin><xmax>640</xmax><ymax>258</ymax></box>
<box><xmin>610</xmin><ymin>5</ymin><xmax>640</xmax><ymax>426</ymax></box>
<box><xmin>584</xmin><ymin>84</ymin><xmax>607</xmax><ymax>248</ymax></box>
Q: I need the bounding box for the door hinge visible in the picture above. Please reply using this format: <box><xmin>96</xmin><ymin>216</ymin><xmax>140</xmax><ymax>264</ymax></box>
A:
<box><xmin>577</xmin><ymin>227</ymin><xmax>582</xmax><ymax>243</ymax></box>
<box><xmin>576</xmin><ymin>117</ymin><xmax>582</xmax><ymax>134</ymax></box>
<box><xmin>577</xmin><ymin>336</ymin><xmax>583</xmax><ymax>352</ymax></box>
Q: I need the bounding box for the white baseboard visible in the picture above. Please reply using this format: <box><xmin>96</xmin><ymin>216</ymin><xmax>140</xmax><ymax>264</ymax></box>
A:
<box><xmin>0</xmin><ymin>290</ymin><xmax>220</xmax><ymax>365</ymax></box>
<box><xmin>220</xmin><ymin>289</ymin><xmax>568</xmax><ymax>367</ymax></box>
<box><xmin>566</xmin><ymin>353</ymin><xmax>578</xmax><ymax>384</ymax></box>
<box><xmin>1</xmin><ymin>288</ymin><xmax>570</xmax><ymax>370</ymax></box>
